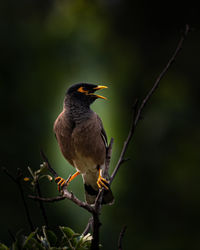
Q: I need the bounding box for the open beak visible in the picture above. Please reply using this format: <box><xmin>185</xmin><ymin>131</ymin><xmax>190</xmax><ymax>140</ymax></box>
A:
<box><xmin>91</xmin><ymin>85</ymin><xmax>108</xmax><ymax>100</ymax></box>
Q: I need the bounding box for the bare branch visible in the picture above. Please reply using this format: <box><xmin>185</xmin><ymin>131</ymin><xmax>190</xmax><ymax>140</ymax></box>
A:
<box><xmin>90</xmin><ymin>137</ymin><xmax>114</xmax><ymax>249</ymax></box>
<box><xmin>30</xmin><ymin>188</ymin><xmax>94</xmax><ymax>214</ymax></box>
<box><xmin>82</xmin><ymin>217</ymin><xmax>93</xmax><ymax>236</ymax></box>
<box><xmin>134</xmin><ymin>24</ymin><xmax>190</xmax><ymax>126</ymax></box>
<box><xmin>29</xmin><ymin>195</ymin><xmax>66</xmax><ymax>202</ymax></box>
<box><xmin>37</xmin><ymin>151</ymin><xmax>95</xmax><ymax>213</ymax></box>
<box><xmin>34</xmin><ymin>178</ymin><xmax>49</xmax><ymax>228</ymax></box>
<box><xmin>2</xmin><ymin>167</ymin><xmax>34</xmax><ymax>231</ymax></box>
<box><xmin>63</xmin><ymin>189</ymin><xmax>94</xmax><ymax>213</ymax></box>
<box><xmin>110</xmin><ymin>24</ymin><xmax>190</xmax><ymax>184</ymax></box>
<box><xmin>118</xmin><ymin>225</ymin><xmax>127</xmax><ymax>250</ymax></box>
<box><xmin>110</xmin><ymin>99</ymin><xmax>139</xmax><ymax>184</ymax></box>
<box><xmin>40</xmin><ymin>150</ymin><xmax>58</xmax><ymax>178</ymax></box>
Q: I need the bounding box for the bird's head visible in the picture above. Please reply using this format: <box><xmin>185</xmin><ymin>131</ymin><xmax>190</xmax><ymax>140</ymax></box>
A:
<box><xmin>66</xmin><ymin>83</ymin><xmax>108</xmax><ymax>106</ymax></box>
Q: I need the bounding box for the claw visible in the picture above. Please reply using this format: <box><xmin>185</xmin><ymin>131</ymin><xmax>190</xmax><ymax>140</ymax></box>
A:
<box><xmin>55</xmin><ymin>176</ymin><xmax>67</xmax><ymax>192</ymax></box>
<box><xmin>55</xmin><ymin>171</ymin><xmax>80</xmax><ymax>192</ymax></box>
<box><xmin>97</xmin><ymin>169</ymin><xmax>109</xmax><ymax>190</ymax></box>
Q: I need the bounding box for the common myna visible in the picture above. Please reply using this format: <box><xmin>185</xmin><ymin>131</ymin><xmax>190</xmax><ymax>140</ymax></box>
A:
<box><xmin>54</xmin><ymin>83</ymin><xmax>114</xmax><ymax>204</ymax></box>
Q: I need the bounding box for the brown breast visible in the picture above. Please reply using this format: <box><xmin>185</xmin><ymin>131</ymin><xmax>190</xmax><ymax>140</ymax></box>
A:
<box><xmin>54</xmin><ymin>110</ymin><xmax>106</xmax><ymax>171</ymax></box>
<box><xmin>72</xmin><ymin>112</ymin><xmax>106</xmax><ymax>167</ymax></box>
<box><xmin>53</xmin><ymin>110</ymin><xmax>75</xmax><ymax>166</ymax></box>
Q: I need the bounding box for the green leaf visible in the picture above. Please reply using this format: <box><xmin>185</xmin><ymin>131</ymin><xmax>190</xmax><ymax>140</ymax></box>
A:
<box><xmin>23</xmin><ymin>238</ymin><xmax>45</xmax><ymax>250</ymax></box>
<box><xmin>43</xmin><ymin>228</ymin><xmax>57</xmax><ymax>246</ymax></box>
<box><xmin>0</xmin><ymin>243</ymin><xmax>9</xmax><ymax>250</ymax></box>
<box><xmin>23</xmin><ymin>229</ymin><xmax>37</xmax><ymax>248</ymax></box>
<box><xmin>59</xmin><ymin>227</ymin><xmax>75</xmax><ymax>238</ymax></box>
<box><xmin>11</xmin><ymin>230</ymin><xmax>24</xmax><ymax>250</ymax></box>
<box><xmin>59</xmin><ymin>226</ymin><xmax>79</xmax><ymax>247</ymax></box>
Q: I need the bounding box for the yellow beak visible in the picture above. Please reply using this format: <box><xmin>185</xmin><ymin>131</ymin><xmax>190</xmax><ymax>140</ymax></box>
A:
<box><xmin>93</xmin><ymin>85</ymin><xmax>108</xmax><ymax>90</ymax></box>
<box><xmin>91</xmin><ymin>85</ymin><xmax>108</xmax><ymax>100</ymax></box>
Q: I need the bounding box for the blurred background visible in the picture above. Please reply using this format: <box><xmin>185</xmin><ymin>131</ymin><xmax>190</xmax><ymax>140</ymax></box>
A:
<box><xmin>1</xmin><ymin>0</ymin><xmax>200</xmax><ymax>249</ymax></box>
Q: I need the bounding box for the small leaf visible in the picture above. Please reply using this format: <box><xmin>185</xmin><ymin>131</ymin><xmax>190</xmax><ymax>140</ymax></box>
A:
<box><xmin>23</xmin><ymin>229</ymin><xmax>38</xmax><ymax>248</ymax></box>
<box><xmin>0</xmin><ymin>243</ymin><xmax>9</xmax><ymax>250</ymax></box>
<box><xmin>44</xmin><ymin>229</ymin><xmax>57</xmax><ymax>246</ymax></box>
<box><xmin>23</xmin><ymin>238</ymin><xmax>45</xmax><ymax>250</ymax></box>
<box><xmin>59</xmin><ymin>226</ymin><xmax>78</xmax><ymax>247</ymax></box>
<box><xmin>59</xmin><ymin>226</ymin><xmax>75</xmax><ymax>238</ymax></box>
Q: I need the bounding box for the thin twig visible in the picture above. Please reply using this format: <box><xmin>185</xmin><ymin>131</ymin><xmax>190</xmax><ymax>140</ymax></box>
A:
<box><xmin>40</xmin><ymin>150</ymin><xmax>58</xmax><ymax>178</ymax></box>
<box><xmin>82</xmin><ymin>217</ymin><xmax>93</xmax><ymax>236</ymax></box>
<box><xmin>63</xmin><ymin>189</ymin><xmax>94</xmax><ymax>213</ymax></box>
<box><xmin>2</xmin><ymin>167</ymin><xmax>34</xmax><ymax>231</ymax></box>
<box><xmin>29</xmin><ymin>195</ymin><xmax>66</xmax><ymax>202</ymax></box>
<box><xmin>35</xmin><ymin>178</ymin><xmax>49</xmax><ymax>228</ymax></box>
<box><xmin>110</xmin><ymin>100</ymin><xmax>139</xmax><ymax>184</ymax></box>
<box><xmin>118</xmin><ymin>225</ymin><xmax>127</xmax><ymax>250</ymax></box>
<box><xmin>110</xmin><ymin>24</ymin><xmax>190</xmax><ymax>184</ymax></box>
<box><xmin>134</xmin><ymin>24</ymin><xmax>190</xmax><ymax>126</ymax></box>
<box><xmin>30</xmin><ymin>189</ymin><xmax>94</xmax><ymax>214</ymax></box>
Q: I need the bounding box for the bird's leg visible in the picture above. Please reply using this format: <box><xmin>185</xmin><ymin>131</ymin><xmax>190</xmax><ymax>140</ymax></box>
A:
<box><xmin>67</xmin><ymin>171</ymin><xmax>80</xmax><ymax>183</ymax></box>
<box><xmin>55</xmin><ymin>171</ymin><xmax>80</xmax><ymax>192</ymax></box>
<box><xmin>97</xmin><ymin>168</ymin><xmax>109</xmax><ymax>190</ymax></box>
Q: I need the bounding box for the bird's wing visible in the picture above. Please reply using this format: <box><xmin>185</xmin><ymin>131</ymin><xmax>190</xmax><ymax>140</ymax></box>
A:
<box><xmin>97</xmin><ymin>115</ymin><xmax>108</xmax><ymax>150</ymax></box>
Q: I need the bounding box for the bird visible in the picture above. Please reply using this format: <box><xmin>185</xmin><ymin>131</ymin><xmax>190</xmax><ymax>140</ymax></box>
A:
<box><xmin>53</xmin><ymin>83</ymin><xmax>114</xmax><ymax>205</ymax></box>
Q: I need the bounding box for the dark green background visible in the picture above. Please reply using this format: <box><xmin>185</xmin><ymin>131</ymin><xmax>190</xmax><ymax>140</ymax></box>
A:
<box><xmin>1</xmin><ymin>1</ymin><xmax>200</xmax><ymax>249</ymax></box>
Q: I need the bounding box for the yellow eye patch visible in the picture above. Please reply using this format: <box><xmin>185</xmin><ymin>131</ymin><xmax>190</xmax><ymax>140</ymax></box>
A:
<box><xmin>77</xmin><ymin>86</ymin><xmax>89</xmax><ymax>94</ymax></box>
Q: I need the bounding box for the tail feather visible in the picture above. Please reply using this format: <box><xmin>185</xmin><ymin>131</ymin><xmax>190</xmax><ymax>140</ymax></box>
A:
<box><xmin>84</xmin><ymin>183</ymin><xmax>114</xmax><ymax>205</ymax></box>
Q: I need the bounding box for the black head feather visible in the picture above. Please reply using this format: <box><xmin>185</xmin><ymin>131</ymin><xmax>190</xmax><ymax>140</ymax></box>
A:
<box><xmin>65</xmin><ymin>83</ymin><xmax>107</xmax><ymax>107</ymax></box>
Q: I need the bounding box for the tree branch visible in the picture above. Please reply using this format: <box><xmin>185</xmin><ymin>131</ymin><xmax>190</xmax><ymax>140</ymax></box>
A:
<box><xmin>90</xmin><ymin>138</ymin><xmax>114</xmax><ymax>249</ymax></box>
<box><xmin>118</xmin><ymin>225</ymin><xmax>127</xmax><ymax>250</ymax></box>
<box><xmin>110</xmin><ymin>24</ymin><xmax>190</xmax><ymax>184</ymax></box>
<box><xmin>29</xmin><ymin>194</ymin><xmax>66</xmax><ymax>202</ymax></box>
<box><xmin>82</xmin><ymin>217</ymin><xmax>93</xmax><ymax>236</ymax></box>
<box><xmin>37</xmin><ymin>151</ymin><xmax>95</xmax><ymax>214</ymax></box>
<box><xmin>30</xmin><ymin>189</ymin><xmax>94</xmax><ymax>214</ymax></box>
<box><xmin>40</xmin><ymin>150</ymin><xmax>58</xmax><ymax>178</ymax></box>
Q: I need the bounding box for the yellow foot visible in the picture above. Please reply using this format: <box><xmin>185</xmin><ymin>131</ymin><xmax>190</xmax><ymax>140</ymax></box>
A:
<box><xmin>55</xmin><ymin>176</ymin><xmax>67</xmax><ymax>192</ymax></box>
<box><xmin>55</xmin><ymin>171</ymin><xmax>80</xmax><ymax>192</ymax></box>
<box><xmin>97</xmin><ymin>169</ymin><xmax>109</xmax><ymax>190</ymax></box>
